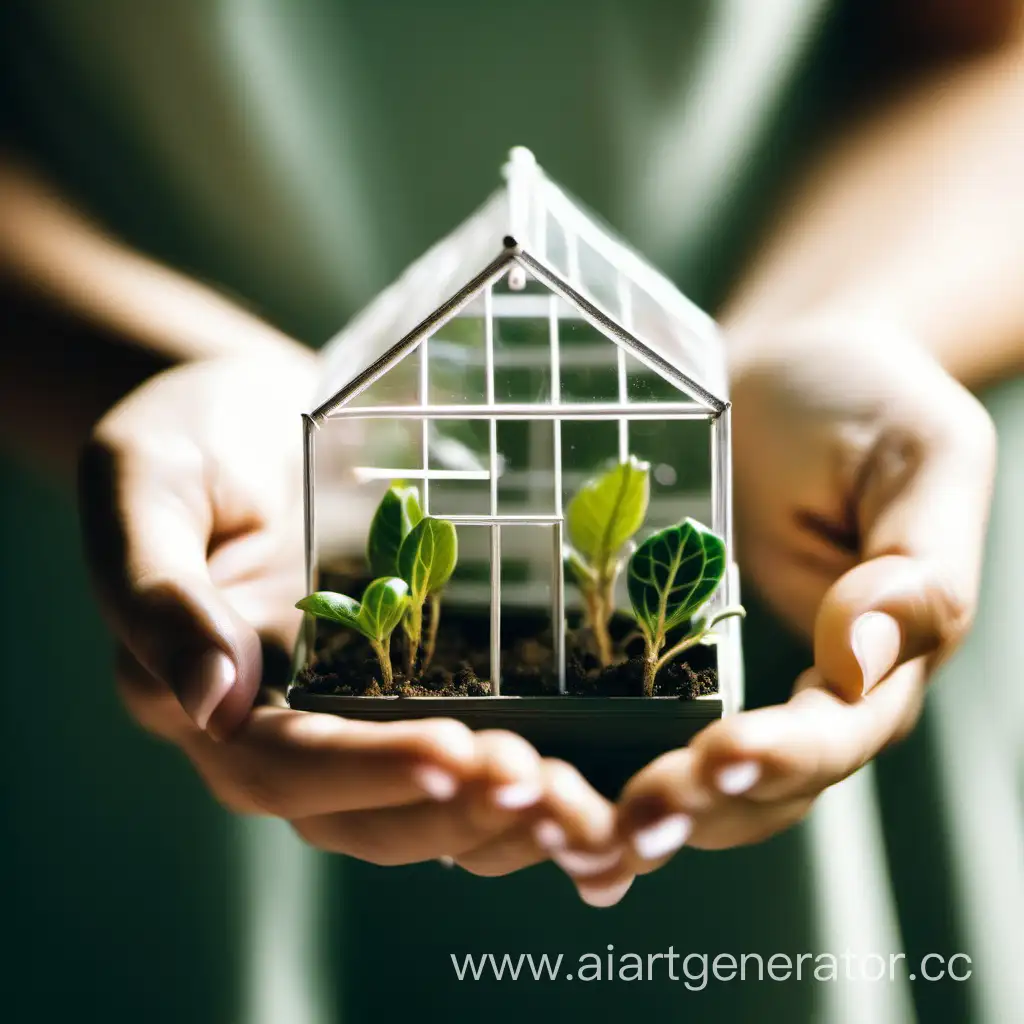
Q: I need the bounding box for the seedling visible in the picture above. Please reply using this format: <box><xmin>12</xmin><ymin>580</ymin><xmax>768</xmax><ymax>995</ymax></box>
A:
<box><xmin>397</xmin><ymin>515</ymin><xmax>458</xmax><ymax>671</ymax></box>
<box><xmin>627</xmin><ymin>517</ymin><xmax>745</xmax><ymax>696</ymax></box>
<box><xmin>367</xmin><ymin>483</ymin><xmax>423</xmax><ymax>577</ymax></box>
<box><xmin>297</xmin><ymin>577</ymin><xmax>410</xmax><ymax>689</ymax></box>
<box><xmin>366</xmin><ymin>484</ymin><xmax>458</xmax><ymax>673</ymax></box>
<box><xmin>565</xmin><ymin>456</ymin><xmax>650</xmax><ymax>665</ymax></box>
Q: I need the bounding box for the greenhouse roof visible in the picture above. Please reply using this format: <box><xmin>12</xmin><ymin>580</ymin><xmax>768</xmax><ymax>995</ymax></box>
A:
<box><xmin>313</xmin><ymin>147</ymin><xmax>728</xmax><ymax>422</ymax></box>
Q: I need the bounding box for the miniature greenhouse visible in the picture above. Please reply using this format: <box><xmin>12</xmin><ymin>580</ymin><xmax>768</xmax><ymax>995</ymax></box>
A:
<box><xmin>289</xmin><ymin>147</ymin><xmax>743</xmax><ymax>760</ymax></box>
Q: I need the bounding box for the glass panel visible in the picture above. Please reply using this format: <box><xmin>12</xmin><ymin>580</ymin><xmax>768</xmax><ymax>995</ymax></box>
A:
<box><xmin>545</xmin><ymin>210</ymin><xmax>569</xmax><ymax>277</ymax></box>
<box><xmin>347</xmin><ymin>342</ymin><xmax>421</xmax><ymax>408</ymax></box>
<box><xmin>628</xmin><ymin>418</ymin><xmax>713</xmax><ymax>532</ymax></box>
<box><xmin>434</xmin><ymin>524</ymin><xmax>492</xmax><ymax>684</ymax></box>
<box><xmin>630</xmin><ymin>284</ymin><xmax>713</xmax><ymax>401</ymax></box>
<box><xmin>319</xmin><ymin>412</ymin><xmax>420</xmax><ymax>485</ymax></box>
<box><xmin>496</xmin><ymin>420</ymin><xmax>556</xmax><ymax>515</ymax></box>
<box><xmin>496</xmin><ymin>524</ymin><xmax>557</xmax><ymax>693</ymax></box>
<box><xmin>444</xmin><ymin>523</ymin><xmax>557</xmax><ymax>694</ymax></box>
<box><xmin>493</xmin><ymin>315</ymin><xmax>551</xmax><ymax>404</ymax></box>
<box><xmin>428</xmin><ymin>314</ymin><xmax>488</xmax><ymax>404</ymax></box>
<box><xmin>495</xmin><ymin>524</ymin><xmax>556</xmax><ymax>611</ymax></box>
<box><xmin>559</xmin><ymin>420</ymin><xmax>619</xmax><ymax>509</ymax></box>
<box><xmin>311</xmin><ymin>415</ymin><xmax>420</xmax><ymax>569</ymax></box>
<box><xmin>626</xmin><ymin>352</ymin><xmax>688</xmax><ymax>402</ymax></box>
<box><xmin>557</xmin><ymin>314</ymin><xmax>622</xmax><ymax>403</ymax></box>
<box><xmin>577</xmin><ymin>235</ymin><xmax>620</xmax><ymax>315</ymax></box>
<box><xmin>444</xmin><ymin>523</ymin><xmax>492</xmax><ymax>597</ymax></box>
<box><xmin>426</xmin><ymin>419</ymin><xmax>491</xmax><ymax>517</ymax></box>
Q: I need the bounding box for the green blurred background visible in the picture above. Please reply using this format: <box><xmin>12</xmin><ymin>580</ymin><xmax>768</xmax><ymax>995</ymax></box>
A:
<box><xmin>2</xmin><ymin>2</ymin><xmax>1022</xmax><ymax>1021</ymax></box>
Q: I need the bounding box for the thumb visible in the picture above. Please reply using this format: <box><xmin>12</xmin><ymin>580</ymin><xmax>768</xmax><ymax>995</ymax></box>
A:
<box><xmin>814</xmin><ymin>554</ymin><xmax>971</xmax><ymax>700</ymax></box>
<box><xmin>814</xmin><ymin>399</ymin><xmax>995</xmax><ymax>701</ymax></box>
<box><xmin>79</xmin><ymin>437</ymin><xmax>262</xmax><ymax>739</ymax></box>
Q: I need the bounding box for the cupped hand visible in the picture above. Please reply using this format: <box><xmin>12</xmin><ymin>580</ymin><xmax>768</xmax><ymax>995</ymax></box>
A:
<box><xmin>616</xmin><ymin>317</ymin><xmax>996</xmax><ymax>867</ymax></box>
<box><xmin>79</xmin><ymin>352</ymin><xmax>622</xmax><ymax>881</ymax></box>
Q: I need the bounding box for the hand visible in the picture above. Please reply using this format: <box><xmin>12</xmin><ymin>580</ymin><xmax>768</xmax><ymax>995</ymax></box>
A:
<box><xmin>616</xmin><ymin>317</ymin><xmax>996</xmax><ymax>865</ymax></box>
<box><xmin>79</xmin><ymin>352</ymin><xmax>619</xmax><ymax>876</ymax></box>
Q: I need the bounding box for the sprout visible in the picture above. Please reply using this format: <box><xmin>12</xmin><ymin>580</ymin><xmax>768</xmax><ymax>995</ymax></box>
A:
<box><xmin>565</xmin><ymin>456</ymin><xmax>650</xmax><ymax>665</ymax></box>
<box><xmin>366</xmin><ymin>485</ymin><xmax>459</xmax><ymax>677</ymax></box>
<box><xmin>627</xmin><ymin>517</ymin><xmax>744</xmax><ymax>696</ymax></box>
<box><xmin>397</xmin><ymin>515</ymin><xmax>458</xmax><ymax>672</ymax></box>
<box><xmin>297</xmin><ymin>577</ymin><xmax>410</xmax><ymax>689</ymax></box>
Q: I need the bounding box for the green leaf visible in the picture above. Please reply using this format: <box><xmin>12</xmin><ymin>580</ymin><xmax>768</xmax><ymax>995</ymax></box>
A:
<box><xmin>397</xmin><ymin>516</ymin><xmax>458</xmax><ymax>602</ymax></box>
<box><xmin>567</xmin><ymin>456</ymin><xmax>650</xmax><ymax>571</ymax></box>
<box><xmin>358</xmin><ymin>577</ymin><xmax>410</xmax><ymax>643</ymax></box>
<box><xmin>367</xmin><ymin>484</ymin><xmax>423</xmax><ymax>577</ymax></box>
<box><xmin>296</xmin><ymin>591</ymin><xmax>368</xmax><ymax>638</ymax></box>
<box><xmin>627</xmin><ymin>518</ymin><xmax>726</xmax><ymax>639</ymax></box>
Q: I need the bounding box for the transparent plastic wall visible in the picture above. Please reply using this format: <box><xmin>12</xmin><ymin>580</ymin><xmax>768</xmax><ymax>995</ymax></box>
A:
<box><xmin>305</xmin><ymin>266</ymin><xmax>740</xmax><ymax>707</ymax></box>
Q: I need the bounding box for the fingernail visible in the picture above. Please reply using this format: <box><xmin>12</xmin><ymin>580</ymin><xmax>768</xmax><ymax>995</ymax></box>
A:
<box><xmin>429</xmin><ymin>721</ymin><xmax>477</xmax><ymax>763</ymax></box>
<box><xmin>437</xmin><ymin>855</ymin><xmax>455</xmax><ymax>869</ymax></box>
<box><xmin>491</xmin><ymin>780</ymin><xmax>543</xmax><ymax>810</ymax></box>
<box><xmin>553</xmin><ymin>847</ymin><xmax>622</xmax><ymax>878</ymax></box>
<box><xmin>852</xmin><ymin>612</ymin><xmax>903</xmax><ymax>693</ymax></box>
<box><xmin>715</xmin><ymin>760</ymin><xmax>762</xmax><ymax>796</ymax></box>
<box><xmin>577</xmin><ymin>877</ymin><xmax>633</xmax><ymax>908</ymax></box>
<box><xmin>631</xmin><ymin>814</ymin><xmax>692</xmax><ymax>861</ymax></box>
<box><xmin>182</xmin><ymin>649</ymin><xmax>236</xmax><ymax>732</ymax></box>
<box><xmin>533</xmin><ymin>819</ymin><xmax>568</xmax><ymax>851</ymax></box>
<box><xmin>549</xmin><ymin>769</ymin><xmax>592</xmax><ymax>805</ymax></box>
<box><xmin>412</xmin><ymin>765</ymin><xmax>459</xmax><ymax>801</ymax></box>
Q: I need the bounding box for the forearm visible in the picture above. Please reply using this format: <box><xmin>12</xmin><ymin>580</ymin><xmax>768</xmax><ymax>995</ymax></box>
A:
<box><xmin>723</xmin><ymin>30</ymin><xmax>1024</xmax><ymax>390</ymax></box>
<box><xmin>0</xmin><ymin>161</ymin><xmax>307</xmax><ymax>476</ymax></box>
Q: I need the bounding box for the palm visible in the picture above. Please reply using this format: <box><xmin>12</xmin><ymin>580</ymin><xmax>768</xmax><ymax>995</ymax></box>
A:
<box><xmin>117</xmin><ymin>354</ymin><xmax>317</xmax><ymax>659</ymax></box>
<box><xmin>729</xmin><ymin>323</ymin><xmax>965</xmax><ymax>639</ymax></box>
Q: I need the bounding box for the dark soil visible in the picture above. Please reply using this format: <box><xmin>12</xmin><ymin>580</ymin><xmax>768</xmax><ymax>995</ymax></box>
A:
<box><xmin>295</xmin><ymin>566</ymin><xmax>717</xmax><ymax>700</ymax></box>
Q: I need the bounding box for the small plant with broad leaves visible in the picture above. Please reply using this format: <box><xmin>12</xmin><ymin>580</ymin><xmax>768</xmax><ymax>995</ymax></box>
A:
<box><xmin>565</xmin><ymin>456</ymin><xmax>650</xmax><ymax>666</ymax></box>
<box><xmin>296</xmin><ymin>578</ymin><xmax>410</xmax><ymax>689</ymax></box>
<box><xmin>365</xmin><ymin>483</ymin><xmax>459</xmax><ymax>674</ymax></box>
<box><xmin>627</xmin><ymin>517</ymin><xmax>745</xmax><ymax>696</ymax></box>
<box><xmin>397</xmin><ymin>515</ymin><xmax>458</xmax><ymax>672</ymax></box>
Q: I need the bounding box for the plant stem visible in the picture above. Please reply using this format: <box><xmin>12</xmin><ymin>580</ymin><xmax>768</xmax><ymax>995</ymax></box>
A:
<box><xmin>642</xmin><ymin>644</ymin><xmax>659</xmax><ymax>697</ymax></box>
<box><xmin>585</xmin><ymin>586</ymin><xmax>615</xmax><ymax>667</ymax></box>
<box><xmin>653</xmin><ymin>607</ymin><xmax>746</xmax><ymax>674</ymax></box>
<box><xmin>423</xmin><ymin>593</ymin><xmax>442</xmax><ymax>669</ymax></box>
<box><xmin>404</xmin><ymin>603</ymin><xmax>423</xmax><ymax>676</ymax></box>
<box><xmin>654</xmin><ymin>630</ymin><xmax>704</xmax><ymax>673</ymax></box>
<box><xmin>586</xmin><ymin>563</ymin><xmax>621</xmax><ymax>667</ymax></box>
<box><xmin>371</xmin><ymin>638</ymin><xmax>394</xmax><ymax>690</ymax></box>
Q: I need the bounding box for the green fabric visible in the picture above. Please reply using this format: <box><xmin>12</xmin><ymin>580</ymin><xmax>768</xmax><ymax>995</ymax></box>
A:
<box><xmin>2</xmin><ymin>2</ymin><xmax>1022</xmax><ymax>1022</ymax></box>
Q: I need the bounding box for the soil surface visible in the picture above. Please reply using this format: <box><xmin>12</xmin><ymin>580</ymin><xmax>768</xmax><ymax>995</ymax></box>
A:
<box><xmin>294</xmin><ymin>566</ymin><xmax>717</xmax><ymax>700</ymax></box>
